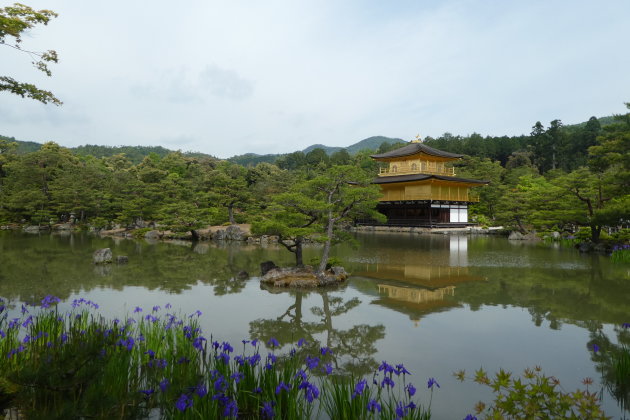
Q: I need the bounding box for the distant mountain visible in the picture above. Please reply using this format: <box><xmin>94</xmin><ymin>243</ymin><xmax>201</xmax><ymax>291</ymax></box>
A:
<box><xmin>344</xmin><ymin>136</ymin><xmax>405</xmax><ymax>154</ymax></box>
<box><xmin>564</xmin><ymin>115</ymin><xmax>617</xmax><ymax>130</ymax></box>
<box><xmin>0</xmin><ymin>135</ymin><xmax>41</xmax><ymax>154</ymax></box>
<box><xmin>302</xmin><ymin>143</ymin><xmax>343</xmax><ymax>155</ymax></box>
<box><xmin>302</xmin><ymin>136</ymin><xmax>405</xmax><ymax>155</ymax></box>
<box><xmin>227</xmin><ymin>135</ymin><xmax>405</xmax><ymax>166</ymax></box>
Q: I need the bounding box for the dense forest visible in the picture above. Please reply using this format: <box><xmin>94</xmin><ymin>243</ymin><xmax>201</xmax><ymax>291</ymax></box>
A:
<box><xmin>0</xmin><ymin>105</ymin><xmax>628</xmax><ymax>243</ymax></box>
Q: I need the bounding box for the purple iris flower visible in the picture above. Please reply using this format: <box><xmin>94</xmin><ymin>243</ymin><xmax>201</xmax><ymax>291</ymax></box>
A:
<box><xmin>305</xmin><ymin>355</ymin><xmax>319</xmax><ymax>370</ymax></box>
<box><xmin>267</xmin><ymin>337</ymin><xmax>279</xmax><ymax>348</ymax></box>
<box><xmin>406</xmin><ymin>383</ymin><xmax>416</xmax><ymax>397</ymax></box>
<box><xmin>217</xmin><ymin>352</ymin><xmax>230</xmax><ymax>364</ymax></box>
<box><xmin>295</xmin><ymin>369</ymin><xmax>307</xmax><ymax>381</ymax></box>
<box><xmin>381</xmin><ymin>377</ymin><xmax>395</xmax><ymax>388</ymax></box>
<box><xmin>379</xmin><ymin>361</ymin><xmax>395</xmax><ymax>374</ymax></box>
<box><xmin>395</xmin><ymin>401</ymin><xmax>408</xmax><ymax>418</ymax></box>
<box><xmin>427</xmin><ymin>377</ymin><xmax>440</xmax><ymax>389</ymax></box>
<box><xmin>367</xmin><ymin>399</ymin><xmax>382</xmax><ymax>413</ymax></box>
<box><xmin>159</xmin><ymin>378</ymin><xmax>170</xmax><ymax>392</ymax></box>
<box><xmin>175</xmin><ymin>394</ymin><xmax>193</xmax><ymax>412</ymax></box>
<box><xmin>193</xmin><ymin>336</ymin><xmax>207</xmax><ymax>351</ymax></box>
<box><xmin>249</xmin><ymin>353</ymin><xmax>261</xmax><ymax>366</ymax></box>
<box><xmin>261</xmin><ymin>401</ymin><xmax>275</xmax><ymax>419</ymax></box>
<box><xmin>322</xmin><ymin>363</ymin><xmax>333</xmax><ymax>375</ymax></box>
<box><xmin>396</xmin><ymin>363</ymin><xmax>411</xmax><ymax>376</ymax></box>
<box><xmin>298</xmin><ymin>381</ymin><xmax>320</xmax><ymax>403</ymax></box>
<box><xmin>41</xmin><ymin>295</ymin><xmax>60</xmax><ymax>309</ymax></box>
<box><xmin>231</xmin><ymin>372</ymin><xmax>244</xmax><ymax>384</ymax></box>
<box><xmin>222</xmin><ymin>341</ymin><xmax>233</xmax><ymax>353</ymax></box>
<box><xmin>275</xmin><ymin>381</ymin><xmax>291</xmax><ymax>394</ymax></box>
<box><xmin>222</xmin><ymin>399</ymin><xmax>238</xmax><ymax>417</ymax></box>
<box><xmin>352</xmin><ymin>379</ymin><xmax>367</xmax><ymax>399</ymax></box>
<box><xmin>196</xmin><ymin>384</ymin><xmax>208</xmax><ymax>397</ymax></box>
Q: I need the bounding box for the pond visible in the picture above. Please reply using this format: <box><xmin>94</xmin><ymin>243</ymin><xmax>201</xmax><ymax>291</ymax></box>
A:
<box><xmin>0</xmin><ymin>231</ymin><xmax>628</xmax><ymax>418</ymax></box>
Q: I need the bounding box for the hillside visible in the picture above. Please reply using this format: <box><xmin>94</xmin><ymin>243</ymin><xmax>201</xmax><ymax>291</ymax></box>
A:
<box><xmin>3</xmin><ymin>113</ymin><xmax>617</xmax><ymax>166</ymax></box>
<box><xmin>0</xmin><ymin>137</ymin><xmax>216</xmax><ymax>164</ymax></box>
<box><xmin>72</xmin><ymin>145</ymin><xmax>215</xmax><ymax>164</ymax></box>
<box><xmin>302</xmin><ymin>143</ymin><xmax>343</xmax><ymax>155</ymax></box>
<box><xmin>227</xmin><ymin>153</ymin><xmax>280</xmax><ymax>166</ymax></box>
<box><xmin>228</xmin><ymin>135</ymin><xmax>405</xmax><ymax>166</ymax></box>
<box><xmin>344</xmin><ymin>136</ymin><xmax>405</xmax><ymax>154</ymax></box>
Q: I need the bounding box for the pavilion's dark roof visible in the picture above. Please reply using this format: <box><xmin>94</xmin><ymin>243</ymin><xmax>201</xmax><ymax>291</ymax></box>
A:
<box><xmin>373</xmin><ymin>173</ymin><xmax>489</xmax><ymax>185</ymax></box>
<box><xmin>370</xmin><ymin>142</ymin><xmax>464</xmax><ymax>160</ymax></box>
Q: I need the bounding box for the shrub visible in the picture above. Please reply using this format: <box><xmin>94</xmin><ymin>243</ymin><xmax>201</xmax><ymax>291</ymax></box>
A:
<box><xmin>454</xmin><ymin>366</ymin><xmax>609</xmax><ymax>419</ymax></box>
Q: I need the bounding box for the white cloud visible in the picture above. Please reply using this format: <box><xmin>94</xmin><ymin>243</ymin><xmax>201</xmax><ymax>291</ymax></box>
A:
<box><xmin>1</xmin><ymin>0</ymin><xmax>629</xmax><ymax>158</ymax></box>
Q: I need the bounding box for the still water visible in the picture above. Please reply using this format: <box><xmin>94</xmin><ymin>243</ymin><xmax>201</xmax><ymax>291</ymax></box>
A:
<box><xmin>1</xmin><ymin>231</ymin><xmax>628</xmax><ymax>419</ymax></box>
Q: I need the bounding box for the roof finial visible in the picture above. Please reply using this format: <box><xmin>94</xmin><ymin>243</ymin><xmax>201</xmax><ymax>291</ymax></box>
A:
<box><xmin>410</xmin><ymin>134</ymin><xmax>422</xmax><ymax>143</ymax></box>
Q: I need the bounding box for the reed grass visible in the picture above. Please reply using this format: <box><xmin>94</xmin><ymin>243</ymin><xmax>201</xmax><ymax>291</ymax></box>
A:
<box><xmin>610</xmin><ymin>246</ymin><xmax>630</xmax><ymax>263</ymax></box>
<box><xmin>0</xmin><ymin>296</ymin><xmax>433</xmax><ymax>419</ymax></box>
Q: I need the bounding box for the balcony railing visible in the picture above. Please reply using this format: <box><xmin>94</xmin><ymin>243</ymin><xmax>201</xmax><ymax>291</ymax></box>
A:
<box><xmin>378</xmin><ymin>192</ymin><xmax>480</xmax><ymax>202</ymax></box>
<box><xmin>378</xmin><ymin>163</ymin><xmax>456</xmax><ymax>177</ymax></box>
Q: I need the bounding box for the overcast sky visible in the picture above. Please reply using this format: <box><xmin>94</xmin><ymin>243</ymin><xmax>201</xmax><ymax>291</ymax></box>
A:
<box><xmin>1</xmin><ymin>0</ymin><xmax>629</xmax><ymax>159</ymax></box>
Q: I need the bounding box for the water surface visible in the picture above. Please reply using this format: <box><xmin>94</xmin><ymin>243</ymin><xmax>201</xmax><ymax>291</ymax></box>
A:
<box><xmin>1</xmin><ymin>231</ymin><xmax>628</xmax><ymax>418</ymax></box>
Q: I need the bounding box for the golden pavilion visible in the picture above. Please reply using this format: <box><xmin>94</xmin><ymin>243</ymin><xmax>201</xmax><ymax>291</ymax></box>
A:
<box><xmin>370</xmin><ymin>138</ymin><xmax>488</xmax><ymax>226</ymax></box>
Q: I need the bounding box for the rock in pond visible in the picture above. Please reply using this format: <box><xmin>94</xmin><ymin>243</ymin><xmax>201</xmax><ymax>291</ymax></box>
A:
<box><xmin>93</xmin><ymin>248</ymin><xmax>113</xmax><ymax>264</ymax></box>
<box><xmin>144</xmin><ymin>230</ymin><xmax>161</xmax><ymax>240</ymax></box>
<box><xmin>508</xmin><ymin>231</ymin><xmax>523</xmax><ymax>240</ymax></box>
<box><xmin>116</xmin><ymin>256</ymin><xmax>129</xmax><ymax>264</ymax></box>
<box><xmin>260</xmin><ymin>261</ymin><xmax>278</xmax><ymax>276</ymax></box>
<box><xmin>260</xmin><ymin>265</ymin><xmax>348</xmax><ymax>288</ymax></box>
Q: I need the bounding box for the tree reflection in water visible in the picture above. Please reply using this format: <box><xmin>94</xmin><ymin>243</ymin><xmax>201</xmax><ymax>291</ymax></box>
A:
<box><xmin>589</xmin><ymin>324</ymin><xmax>630</xmax><ymax>415</ymax></box>
<box><xmin>250</xmin><ymin>286</ymin><xmax>385</xmax><ymax>376</ymax></box>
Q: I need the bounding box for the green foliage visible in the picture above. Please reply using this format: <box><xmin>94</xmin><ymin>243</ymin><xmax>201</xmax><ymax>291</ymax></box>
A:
<box><xmin>455</xmin><ymin>366</ymin><xmax>610</xmax><ymax>419</ymax></box>
<box><xmin>0</xmin><ymin>3</ymin><xmax>62</xmax><ymax>105</ymax></box>
<box><xmin>1</xmin><ymin>103</ymin><xmax>628</xmax><ymax>238</ymax></box>
<box><xmin>611</xmin><ymin>228</ymin><xmax>630</xmax><ymax>242</ymax></box>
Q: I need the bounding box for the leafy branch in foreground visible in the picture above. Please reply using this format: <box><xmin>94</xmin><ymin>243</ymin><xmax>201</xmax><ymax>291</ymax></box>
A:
<box><xmin>454</xmin><ymin>365</ymin><xmax>610</xmax><ymax>419</ymax></box>
<box><xmin>0</xmin><ymin>3</ymin><xmax>62</xmax><ymax>105</ymax></box>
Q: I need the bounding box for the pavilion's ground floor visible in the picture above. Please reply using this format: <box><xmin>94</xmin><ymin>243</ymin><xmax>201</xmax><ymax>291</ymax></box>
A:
<box><xmin>358</xmin><ymin>200</ymin><xmax>473</xmax><ymax>227</ymax></box>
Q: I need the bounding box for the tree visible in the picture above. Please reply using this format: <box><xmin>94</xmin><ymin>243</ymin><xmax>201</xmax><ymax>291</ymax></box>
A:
<box><xmin>252</xmin><ymin>189</ymin><xmax>322</xmax><ymax>266</ymax></box>
<box><xmin>305</xmin><ymin>148</ymin><xmax>330</xmax><ymax>167</ymax></box>
<box><xmin>2</xmin><ymin>142</ymin><xmax>76</xmax><ymax>224</ymax></box>
<box><xmin>205</xmin><ymin>162</ymin><xmax>251</xmax><ymax>224</ymax></box>
<box><xmin>305</xmin><ymin>166</ymin><xmax>383</xmax><ymax>275</ymax></box>
<box><xmin>455</xmin><ymin>157</ymin><xmax>505</xmax><ymax>221</ymax></box>
<box><xmin>0</xmin><ymin>138</ymin><xmax>18</xmax><ymax>220</ymax></box>
<box><xmin>330</xmin><ymin>149</ymin><xmax>350</xmax><ymax>166</ymax></box>
<box><xmin>0</xmin><ymin>3</ymin><xmax>61</xmax><ymax>105</ymax></box>
<box><xmin>254</xmin><ymin>165</ymin><xmax>383</xmax><ymax>273</ymax></box>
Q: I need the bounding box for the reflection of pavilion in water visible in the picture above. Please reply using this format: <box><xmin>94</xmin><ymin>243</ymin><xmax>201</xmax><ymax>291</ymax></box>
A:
<box><xmin>355</xmin><ymin>237</ymin><xmax>483</xmax><ymax>324</ymax></box>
